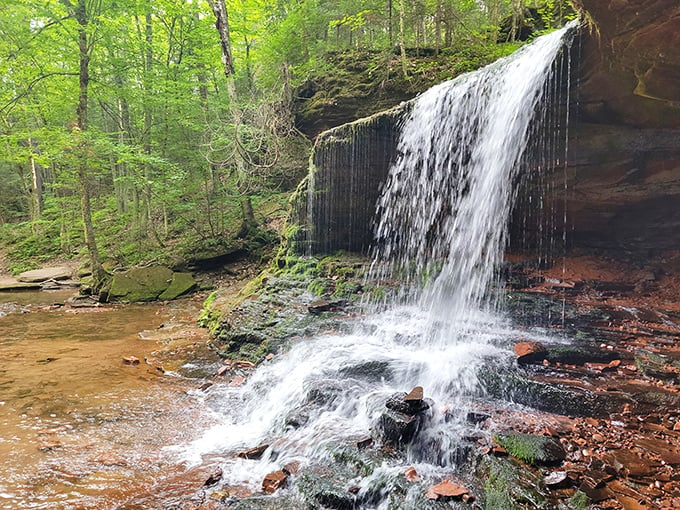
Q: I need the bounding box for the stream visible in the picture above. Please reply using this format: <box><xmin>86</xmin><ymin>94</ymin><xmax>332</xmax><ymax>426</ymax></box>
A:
<box><xmin>0</xmin><ymin>289</ymin><xmax>221</xmax><ymax>509</ymax></box>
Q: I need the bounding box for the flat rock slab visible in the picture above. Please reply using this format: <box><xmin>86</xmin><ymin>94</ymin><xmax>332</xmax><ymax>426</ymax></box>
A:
<box><xmin>0</xmin><ymin>278</ymin><xmax>42</xmax><ymax>291</ymax></box>
<box><xmin>17</xmin><ymin>266</ymin><xmax>72</xmax><ymax>283</ymax></box>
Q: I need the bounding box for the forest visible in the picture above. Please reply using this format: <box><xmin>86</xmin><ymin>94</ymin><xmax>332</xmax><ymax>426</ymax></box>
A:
<box><xmin>0</xmin><ymin>0</ymin><xmax>573</xmax><ymax>286</ymax></box>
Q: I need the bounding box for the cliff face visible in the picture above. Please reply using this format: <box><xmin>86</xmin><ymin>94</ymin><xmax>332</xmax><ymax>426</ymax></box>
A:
<box><xmin>561</xmin><ymin>0</ymin><xmax>680</xmax><ymax>253</ymax></box>
<box><xmin>301</xmin><ymin>4</ymin><xmax>680</xmax><ymax>258</ymax></box>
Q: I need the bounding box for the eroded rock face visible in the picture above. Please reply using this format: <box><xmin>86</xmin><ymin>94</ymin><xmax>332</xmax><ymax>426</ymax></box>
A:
<box><xmin>574</xmin><ymin>0</ymin><xmax>680</xmax><ymax>126</ymax></box>
<box><xmin>555</xmin><ymin>1</ymin><xmax>680</xmax><ymax>254</ymax></box>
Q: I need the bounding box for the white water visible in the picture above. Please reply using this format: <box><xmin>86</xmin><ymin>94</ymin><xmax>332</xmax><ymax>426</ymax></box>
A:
<box><xmin>176</xmin><ymin>23</ymin><xmax>577</xmax><ymax>502</ymax></box>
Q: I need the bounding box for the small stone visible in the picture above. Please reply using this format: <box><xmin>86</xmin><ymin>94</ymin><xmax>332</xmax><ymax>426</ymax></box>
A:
<box><xmin>282</xmin><ymin>461</ymin><xmax>300</xmax><ymax>475</ymax></box>
<box><xmin>122</xmin><ymin>356</ymin><xmax>140</xmax><ymax>365</ymax></box>
<box><xmin>544</xmin><ymin>471</ymin><xmax>570</xmax><ymax>489</ymax></box>
<box><xmin>404</xmin><ymin>466</ymin><xmax>419</xmax><ymax>482</ymax></box>
<box><xmin>209</xmin><ymin>490</ymin><xmax>229</xmax><ymax>502</ymax></box>
<box><xmin>404</xmin><ymin>386</ymin><xmax>424</xmax><ymax>401</ymax></box>
<box><xmin>356</xmin><ymin>436</ymin><xmax>373</xmax><ymax>449</ymax></box>
<box><xmin>513</xmin><ymin>341</ymin><xmax>547</xmax><ymax>364</ymax></box>
<box><xmin>199</xmin><ymin>381</ymin><xmax>214</xmax><ymax>391</ymax></box>
<box><xmin>203</xmin><ymin>467</ymin><xmax>223</xmax><ymax>487</ymax></box>
<box><xmin>228</xmin><ymin>375</ymin><xmax>247</xmax><ymax>387</ymax></box>
<box><xmin>215</xmin><ymin>365</ymin><xmax>229</xmax><ymax>376</ymax></box>
<box><xmin>262</xmin><ymin>470</ymin><xmax>287</xmax><ymax>494</ymax></box>
<box><xmin>308</xmin><ymin>300</ymin><xmax>331</xmax><ymax>314</ymax></box>
<box><xmin>237</xmin><ymin>444</ymin><xmax>269</xmax><ymax>460</ymax></box>
<box><xmin>233</xmin><ymin>360</ymin><xmax>256</xmax><ymax>370</ymax></box>
<box><xmin>428</xmin><ymin>480</ymin><xmax>468</xmax><ymax>500</ymax></box>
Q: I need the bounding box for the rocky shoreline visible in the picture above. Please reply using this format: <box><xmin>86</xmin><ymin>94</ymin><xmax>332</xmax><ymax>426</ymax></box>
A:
<box><xmin>183</xmin><ymin>251</ymin><xmax>680</xmax><ymax>510</ymax></box>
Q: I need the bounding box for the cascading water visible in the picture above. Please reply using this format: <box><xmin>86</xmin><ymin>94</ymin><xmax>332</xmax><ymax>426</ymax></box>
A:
<box><xmin>176</xmin><ymin>22</ymin><xmax>577</xmax><ymax>508</ymax></box>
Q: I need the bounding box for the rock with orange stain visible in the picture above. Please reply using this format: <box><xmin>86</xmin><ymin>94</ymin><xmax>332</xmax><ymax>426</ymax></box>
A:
<box><xmin>513</xmin><ymin>342</ymin><xmax>547</xmax><ymax>365</ymax></box>
<box><xmin>262</xmin><ymin>470</ymin><xmax>287</xmax><ymax>494</ymax></box>
<box><xmin>404</xmin><ymin>466</ymin><xmax>419</xmax><ymax>482</ymax></box>
<box><xmin>425</xmin><ymin>480</ymin><xmax>468</xmax><ymax>500</ymax></box>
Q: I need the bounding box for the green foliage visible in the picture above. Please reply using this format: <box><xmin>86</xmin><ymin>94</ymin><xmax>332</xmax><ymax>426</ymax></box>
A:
<box><xmin>0</xmin><ymin>0</ymin><xmax>575</xmax><ymax>271</ymax></box>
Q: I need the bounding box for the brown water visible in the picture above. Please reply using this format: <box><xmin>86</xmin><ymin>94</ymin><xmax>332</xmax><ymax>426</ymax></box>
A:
<box><xmin>0</xmin><ymin>290</ymin><xmax>222</xmax><ymax>509</ymax></box>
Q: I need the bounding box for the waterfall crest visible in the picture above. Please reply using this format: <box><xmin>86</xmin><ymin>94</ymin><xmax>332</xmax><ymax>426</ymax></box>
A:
<box><xmin>371</xmin><ymin>22</ymin><xmax>577</xmax><ymax>321</ymax></box>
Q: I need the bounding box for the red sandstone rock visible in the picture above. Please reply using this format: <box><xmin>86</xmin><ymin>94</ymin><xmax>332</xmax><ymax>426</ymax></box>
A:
<box><xmin>404</xmin><ymin>386</ymin><xmax>423</xmax><ymax>402</ymax></box>
<box><xmin>203</xmin><ymin>467</ymin><xmax>223</xmax><ymax>487</ymax></box>
<box><xmin>426</xmin><ymin>480</ymin><xmax>468</xmax><ymax>500</ymax></box>
<box><xmin>262</xmin><ymin>470</ymin><xmax>287</xmax><ymax>494</ymax></box>
<box><xmin>237</xmin><ymin>444</ymin><xmax>269</xmax><ymax>460</ymax></box>
<box><xmin>404</xmin><ymin>466</ymin><xmax>419</xmax><ymax>482</ymax></box>
<box><xmin>513</xmin><ymin>342</ymin><xmax>547</xmax><ymax>364</ymax></box>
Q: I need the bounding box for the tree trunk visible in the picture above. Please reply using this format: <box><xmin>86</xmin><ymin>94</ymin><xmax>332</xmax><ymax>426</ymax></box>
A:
<box><xmin>208</xmin><ymin>0</ymin><xmax>259</xmax><ymax>238</ymax></box>
<box><xmin>28</xmin><ymin>140</ymin><xmax>43</xmax><ymax>222</ymax></box>
<box><xmin>398</xmin><ymin>0</ymin><xmax>408</xmax><ymax>77</ymax></box>
<box><xmin>71</xmin><ymin>0</ymin><xmax>106</xmax><ymax>289</ymax></box>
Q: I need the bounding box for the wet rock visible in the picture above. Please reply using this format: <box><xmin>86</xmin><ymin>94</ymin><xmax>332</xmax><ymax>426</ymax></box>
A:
<box><xmin>545</xmin><ymin>344</ymin><xmax>621</xmax><ymax>366</ymax></box>
<box><xmin>237</xmin><ymin>444</ymin><xmax>269</xmax><ymax>460</ymax></box>
<box><xmin>338</xmin><ymin>360</ymin><xmax>392</xmax><ymax>382</ymax></box>
<box><xmin>478</xmin><ymin>369</ymin><xmax>632</xmax><ymax>417</ymax></box>
<box><xmin>543</xmin><ymin>471</ymin><xmax>570</xmax><ymax>489</ymax></box>
<box><xmin>514</xmin><ymin>341</ymin><xmax>547</xmax><ymax>365</ymax></box>
<box><xmin>122</xmin><ymin>356</ymin><xmax>140</xmax><ymax>365</ymax></box>
<box><xmin>203</xmin><ymin>467</ymin><xmax>223</xmax><ymax>487</ymax></box>
<box><xmin>494</xmin><ymin>433</ymin><xmax>566</xmax><ymax>466</ymax></box>
<box><xmin>262</xmin><ymin>470</ymin><xmax>287</xmax><ymax>494</ymax></box>
<box><xmin>356</xmin><ymin>436</ymin><xmax>373</xmax><ymax>450</ymax></box>
<box><xmin>466</xmin><ymin>411</ymin><xmax>491</xmax><ymax>425</ymax></box>
<box><xmin>425</xmin><ymin>479</ymin><xmax>469</xmax><ymax>500</ymax></box>
<box><xmin>374</xmin><ymin>409</ymin><xmax>421</xmax><ymax>448</ymax></box>
<box><xmin>404</xmin><ymin>466</ymin><xmax>419</xmax><ymax>482</ymax></box>
<box><xmin>308</xmin><ymin>300</ymin><xmax>331</xmax><ymax>314</ymax></box>
<box><xmin>384</xmin><ymin>391</ymin><xmax>431</xmax><ymax>415</ymax></box>
<box><xmin>404</xmin><ymin>385</ymin><xmax>424</xmax><ymax>401</ymax></box>
<box><xmin>282</xmin><ymin>461</ymin><xmax>300</xmax><ymax>475</ymax></box>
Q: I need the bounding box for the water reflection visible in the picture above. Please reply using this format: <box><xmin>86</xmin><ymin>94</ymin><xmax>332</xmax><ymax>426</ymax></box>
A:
<box><xmin>0</xmin><ymin>291</ymin><xmax>218</xmax><ymax>509</ymax></box>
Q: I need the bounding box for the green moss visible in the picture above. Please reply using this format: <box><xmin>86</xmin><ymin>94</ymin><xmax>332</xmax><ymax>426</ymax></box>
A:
<box><xmin>569</xmin><ymin>490</ymin><xmax>590</xmax><ymax>510</ymax></box>
<box><xmin>494</xmin><ymin>433</ymin><xmax>565</xmax><ymax>466</ymax></box>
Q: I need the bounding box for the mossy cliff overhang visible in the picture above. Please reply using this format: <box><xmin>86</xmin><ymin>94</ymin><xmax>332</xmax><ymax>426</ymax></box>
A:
<box><xmin>298</xmin><ymin>6</ymin><xmax>680</xmax><ymax>257</ymax></box>
<box><xmin>302</xmin><ymin>102</ymin><xmax>410</xmax><ymax>254</ymax></box>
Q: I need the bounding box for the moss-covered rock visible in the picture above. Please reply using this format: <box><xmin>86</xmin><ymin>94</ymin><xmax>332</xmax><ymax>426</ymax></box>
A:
<box><xmin>108</xmin><ymin>265</ymin><xmax>174</xmax><ymax>302</ymax></box>
<box><xmin>494</xmin><ymin>433</ymin><xmax>566</xmax><ymax>466</ymax></box>
<box><xmin>158</xmin><ymin>272</ymin><xmax>196</xmax><ymax>300</ymax></box>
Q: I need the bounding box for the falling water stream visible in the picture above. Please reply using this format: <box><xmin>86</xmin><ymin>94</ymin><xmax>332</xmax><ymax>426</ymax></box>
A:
<box><xmin>181</xmin><ymin>22</ymin><xmax>578</xmax><ymax>508</ymax></box>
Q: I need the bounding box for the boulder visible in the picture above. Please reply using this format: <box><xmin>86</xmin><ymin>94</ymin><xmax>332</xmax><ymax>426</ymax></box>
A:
<box><xmin>107</xmin><ymin>265</ymin><xmax>173</xmax><ymax>302</ymax></box>
<box><xmin>158</xmin><ymin>272</ymin><xmax>196</xmax><ymax>300</ymax></box>
<box><xmin>17</xmin><ymin>266</ymin><xmax>72</xmax><ymax>282</ymax></box>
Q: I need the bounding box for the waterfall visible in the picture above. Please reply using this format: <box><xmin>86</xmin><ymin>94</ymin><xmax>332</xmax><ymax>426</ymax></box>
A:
<box><xmin>371</xmin><ymin>22</ymin><xmax>577</xmax><ymax>320</ymax></box>
<box><xmin>176</xmin><ymin>23</ymin><xmax>578</xmax><ymax>505</ymax></box>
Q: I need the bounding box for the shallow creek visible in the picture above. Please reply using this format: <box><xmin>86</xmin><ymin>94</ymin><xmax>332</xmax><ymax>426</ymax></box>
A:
<box><xmin>0</xmin><ymin>289</ymin><xmax>221</xmax><ymax>509</ymax></box>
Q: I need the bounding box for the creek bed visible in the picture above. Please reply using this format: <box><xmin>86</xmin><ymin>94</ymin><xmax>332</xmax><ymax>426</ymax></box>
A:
<box><xmin>0</xmin><ymin>289</ymin><xmax>220</xmax><ymax>509</ymax></box>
